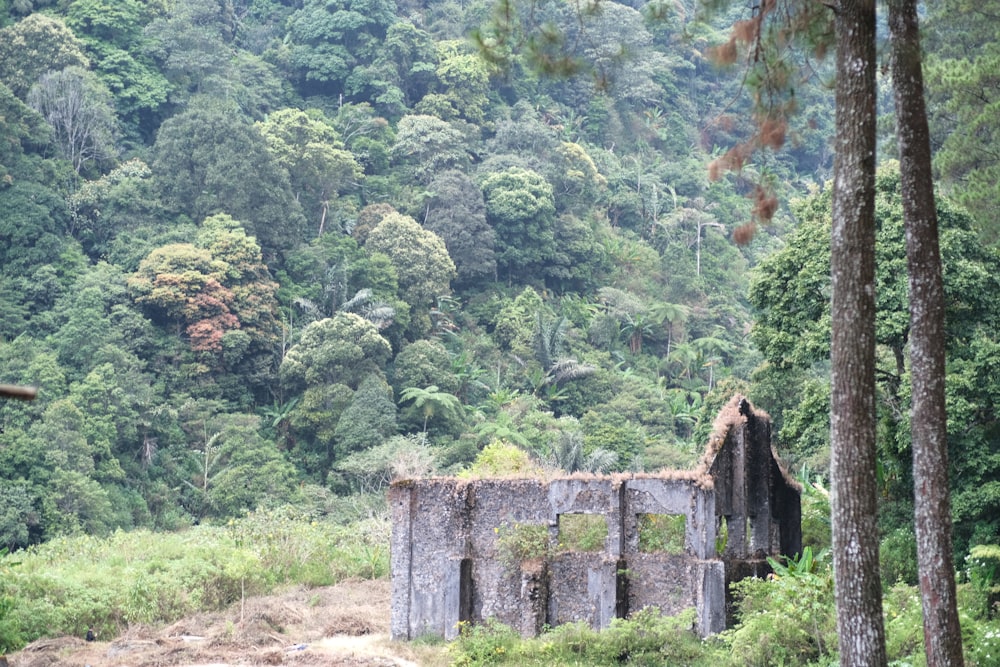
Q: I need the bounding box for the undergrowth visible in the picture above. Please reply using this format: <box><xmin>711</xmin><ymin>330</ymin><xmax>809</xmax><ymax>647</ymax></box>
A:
<box><xmin>449</xmin><ymin>608</ymin><xmax>716</xmax><ymax>667</ymax></box>
<box><xmin>6</xmin><ymin>514</ymin><xmax>1000</xmax><ymax>667</ymax></box>
<box><xmin>447</xmin><ymin>548</ymin><xmax>1000</xmax><ymax>666</ymax></box>
<box><xmin>0</xmin><ymin>507</ymin><xmax>389</xmax><ymax>650</ymax></box>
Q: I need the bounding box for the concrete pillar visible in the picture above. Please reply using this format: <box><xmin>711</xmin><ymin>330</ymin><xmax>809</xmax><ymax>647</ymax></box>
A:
<box><xmin>440</xmin><ymin>558</ymin><xmax>465</xmax><ymax>640</ymax></box>
<box><xmin>695</xmin><ymin>560</ymin><xmax>726</xmax><ymax>636</ymax></box>
<box><xmin>688</xmin><ymin>485</ymin><xmax>717</xmax><ymax>560</ymax></box>
<box><xmin>589</xmin><ymin>560</ymin><xmax>618</xmax><ymax>630</ymax></box>
<box><xmin>389</xmin><ymin>484</ymin><xmax>414</xmax><ymax>641</ymax></box>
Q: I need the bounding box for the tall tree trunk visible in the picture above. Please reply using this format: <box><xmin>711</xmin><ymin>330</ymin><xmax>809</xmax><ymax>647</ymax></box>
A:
<box><xmin>888</xmin><ymin>1</ymin><xmax>965</xmax><ymax>663</ymax></box>
<box><xmin>829</xmin><ymin>2</ymin><xmax>887</xmax><ymax>665</ymax></box>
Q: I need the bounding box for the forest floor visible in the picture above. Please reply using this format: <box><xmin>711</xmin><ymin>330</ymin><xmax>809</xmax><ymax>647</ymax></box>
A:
<box><xmin>7</xmin><ymin>579</ymin><xmax>449</xmax><ymax>667</ymax></box>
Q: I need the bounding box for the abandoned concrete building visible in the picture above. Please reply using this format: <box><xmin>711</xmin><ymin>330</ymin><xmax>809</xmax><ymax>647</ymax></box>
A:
<box><xmin>389</xmin><ymin>394</ymin><xmax>802</xmax><ymax>640</ymax></box>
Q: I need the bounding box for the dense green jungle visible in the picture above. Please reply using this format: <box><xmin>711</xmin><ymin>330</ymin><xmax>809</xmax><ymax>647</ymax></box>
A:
<box><xmin>3</xmin><ymin>0</ymin><xmax>1000</xmax><ymax>663</ymax></box>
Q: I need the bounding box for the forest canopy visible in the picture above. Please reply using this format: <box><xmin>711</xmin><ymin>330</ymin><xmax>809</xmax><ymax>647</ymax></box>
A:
<box><xmin>0</xmin><ymin>0</ymin><xmax>997</xmax><ymax>597</ymax></box>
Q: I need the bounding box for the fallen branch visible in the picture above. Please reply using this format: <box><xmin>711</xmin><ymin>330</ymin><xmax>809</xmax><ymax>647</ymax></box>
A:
<box><xmin>0</xmin><ymin>384</ymin><xmax>38</xmax><ymax>400</ymax></box>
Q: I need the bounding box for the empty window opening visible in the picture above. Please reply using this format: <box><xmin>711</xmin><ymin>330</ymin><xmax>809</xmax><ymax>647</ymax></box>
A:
<box><xmin>716</xmin><ymin>516</ymin><xmax>729</xmax><ymax>556</ymax></box>
<box><xmin>638</xmin><ymin>513</ymin><xmax>687</xmax><ymax>554</ymax></box>
<box><xmin>557</xmin><ymin>513</ymin><xmax>608</xmax><ymax>552</ymax></box>
<box><xmin>496</xmin><ymin>523</ymin><xmax>549</xmax><ymax>565</ymax></box>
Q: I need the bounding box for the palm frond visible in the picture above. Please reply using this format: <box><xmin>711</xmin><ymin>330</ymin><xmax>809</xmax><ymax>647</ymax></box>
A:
<box><xmin>548</xmin><ymin>358</ymin><xmax>596</xmax><ymax>384</ymax></box>
<box><xmin>341</xmin><ymin>288</ymin><xmax>373</xmax><ymax>312</ymax></box>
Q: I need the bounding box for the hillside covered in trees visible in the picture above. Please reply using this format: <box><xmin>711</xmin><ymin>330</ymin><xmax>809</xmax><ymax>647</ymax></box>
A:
<box><xmin>1</xmin><ymin>0</ymin><xmax>1000</xmax><ymax>589</ymax></box>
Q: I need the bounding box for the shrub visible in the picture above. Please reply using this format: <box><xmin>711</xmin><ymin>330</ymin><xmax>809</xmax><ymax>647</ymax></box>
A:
<box><xmin>461</xmin><ymin>441</ymin><xmax>543</xmax><ymax>477</ymax></box>
<box><xmin>882</xmin><ymin>582</ymin><xmax>925</xmax><ymax>664</ymax></box>
<box><xmin>0</xmin><ymin>547</ymin><xmax>24</xmax><ymax>655</ymax></box>
<box><xmin>962</xmin><ymin>613</ymin><xmax>1000</xmax><ymax>667</ymax></box>
<box><xmin>799</xmin><ymin>475</ymin><xmax>832</xmax><ymax>553</ymax></box>
<box><xmin>966</xmin><ymin>544</ymin><xmax>1000</xmax><ymax>619</ymax></box>
<box><xmin>720</xmin><ymin>548</ymin><xmax>836</xmax><ymax>666</ymax></box>
<box><xmin>880</xmin><ymin>526</ymin><xmax>918</xmax><ymax>586</ymax></box>
<box><xmin>448</xmin><ymin>609</ymin><xmax>715</xmax><ymax>666</ymax></box>
<box><xmin>0</xmin><ymin>592</ymin><xmax>23</xmax><ymax>654</ymax></box>
<box><xmin>451</xmin><ymin>618</ymin><xmax>520</xmax><ymax>666</ymax></box>
<box><xmin>587</xmin><ymin>608</ymin><xmax>707</xmax><ymax>665</ymax></box>
<box><xmin>0</xmin><ymin>549</ymin><xmax>23</xmax><ymax>652</ymax></box>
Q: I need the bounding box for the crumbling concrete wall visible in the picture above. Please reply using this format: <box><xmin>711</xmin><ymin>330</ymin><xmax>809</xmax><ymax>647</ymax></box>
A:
<box><xmin>700</xmin><ymin>396</ymin><xmax>802</xmax><ymax>620</ymax></box>
<box><xmin>467</xmin><ymin>479</ymin><xmax>551</xmax><ymax>633</ymax></box>
<box><xmin>543</xmin><ymin>478</ymin><xmax>622</xmax><ymax>631</ymax></box>
<box><xmin>389</xmin><ymin>479</ymin><xmax>470</xmax><ymax>640</ymax></box>
<box><xmin>390</xmin><ymin>394</ymin><xmax>798</xmax><ymax>642</ymax></box>
<box><xmin>620</xmin><ymin>478</ymin><xmax>725</xmax><ymax>633</ymax></box>
<box><xmin>390</xmin><ymin>475</ymin><xmax>724</xmax><ymax>639</ymax></box>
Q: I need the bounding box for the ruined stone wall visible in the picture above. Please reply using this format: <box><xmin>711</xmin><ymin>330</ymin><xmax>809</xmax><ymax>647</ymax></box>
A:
<box><xmin>702</xmin><ymin>396</ymin><xmax>803</xmax><ymax>621</ymax></box>
<box><xmin>389</xmin><ymin>479</ymin><xmax>470</xmax><ymax>640</ymax></box>
<box><xmin>390</xmin><ymin>395</ymin><xmax>799</xmax><ymax>642</ymax></box>
<box><xmin>467</xmin><ymin>479</ymin><xmax>551</xmax><ymax>633</ymax></box>
<box><xmin>621</xmin><ymin>478</ymin><xmax>725</xmax><ymax>633</ymax></box>
<box><xmin>390</xmin><ymin>475</ymin><xmax>726</xmax><ymax>640</ymax></box>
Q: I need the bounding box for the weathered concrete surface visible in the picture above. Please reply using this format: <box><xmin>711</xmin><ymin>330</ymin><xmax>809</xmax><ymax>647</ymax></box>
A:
<box><xmin>390</xmin><ymin>394</ymin><xmax>799</xmax><ymax>641</ymax></box>
<box><xmin>548</xmin><ymin>552</ymin><xmax>620</xmax><ymax>630</ymax></box>
<box><xmin>467</xmin><ymin>479</ymin><xmax>549</xmax><ymax>632</ymax></box>
<box><xmin>705</xmin><ymin>398</ymin><xmax>801</xmax><ymax>563</ymax></box>
<box><xmin>389</xmin><ymin>480</ymin><xmax>470</xmax><ymax>640</ymax></box>
<box><xmin>623</xmin><ymin>478</ymin><xmax>716</xmax><ymax>559</ymax></box>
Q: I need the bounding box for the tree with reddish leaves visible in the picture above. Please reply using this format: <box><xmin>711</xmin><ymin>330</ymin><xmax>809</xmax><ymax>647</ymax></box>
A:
<box><xmin>129</xmin><ymin>214</ymin><xmax>281</xmax><ymax>395</ymax></box>
<box><xmin>128</xmin><ymin>242</ymin><xmax>240</xmax><ymax>354</ymax></box>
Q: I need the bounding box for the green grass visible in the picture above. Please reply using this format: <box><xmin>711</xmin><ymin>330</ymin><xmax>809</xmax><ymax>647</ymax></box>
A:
<box><xmin>5</xmin><ymin>508</ymin><xmax>1000</xmax><ymax>667</ymax></box>
<box><xmin>0</xmin><ymin>506</ymin><xmax>389</xmax><ymax>650</ymax></box>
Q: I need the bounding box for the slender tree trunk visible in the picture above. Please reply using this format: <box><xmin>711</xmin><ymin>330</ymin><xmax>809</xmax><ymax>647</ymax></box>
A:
<box><xmin>318</xmin><ymin>201</ymin><xmax>328</xmax><ymax>237</ymax></box>
<box><xmin>829</xmin><ymin>2</ymin><xmax>887</xmax><ymax>665</ymax></box>
<box><xmin>696</xmin><ymin>223</ymin><xmax>703</xmax><ymax>276</ymax></box>
<box><xmin>888</xmin><ymin>1</ymin><xmax>965</xmax><ymax>663</ymax></box>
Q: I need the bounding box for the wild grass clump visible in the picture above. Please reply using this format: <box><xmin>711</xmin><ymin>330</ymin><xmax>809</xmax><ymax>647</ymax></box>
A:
<box><xmin>0</xmin><ymin>508</ymin><xmax>388</xmax><ymax>650</ymax></box>
<box><xmin>450</xmin><ymin>618</ymin><xmax>521</xmax><ymax>666</ymax></box>
<box><xmin>227</xmin><ymin>505</ymin><xmax>389</xmax><ymax>585</ymax></box>
<box><xmin>449</xmin><ymin>608</ymin><xmax>716</xmax><ymax>666</ymax></box>
<box><xmin>0</xmin><ymin>556</ymin><xmax>23</xmax><ymax>654</ymax></box>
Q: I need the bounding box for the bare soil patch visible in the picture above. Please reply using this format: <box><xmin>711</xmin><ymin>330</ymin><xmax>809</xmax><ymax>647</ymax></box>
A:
<box><xmin>7</xmin><ymin>579</ymin><xmax>440</xmax><ymax>667</ymax></box>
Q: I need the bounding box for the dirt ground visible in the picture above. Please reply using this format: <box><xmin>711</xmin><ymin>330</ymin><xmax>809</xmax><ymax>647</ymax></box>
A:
<box><xmin>6</xmin><ymin>580</ymin><xmax>448</xmax><ymax>667</ymax></box>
